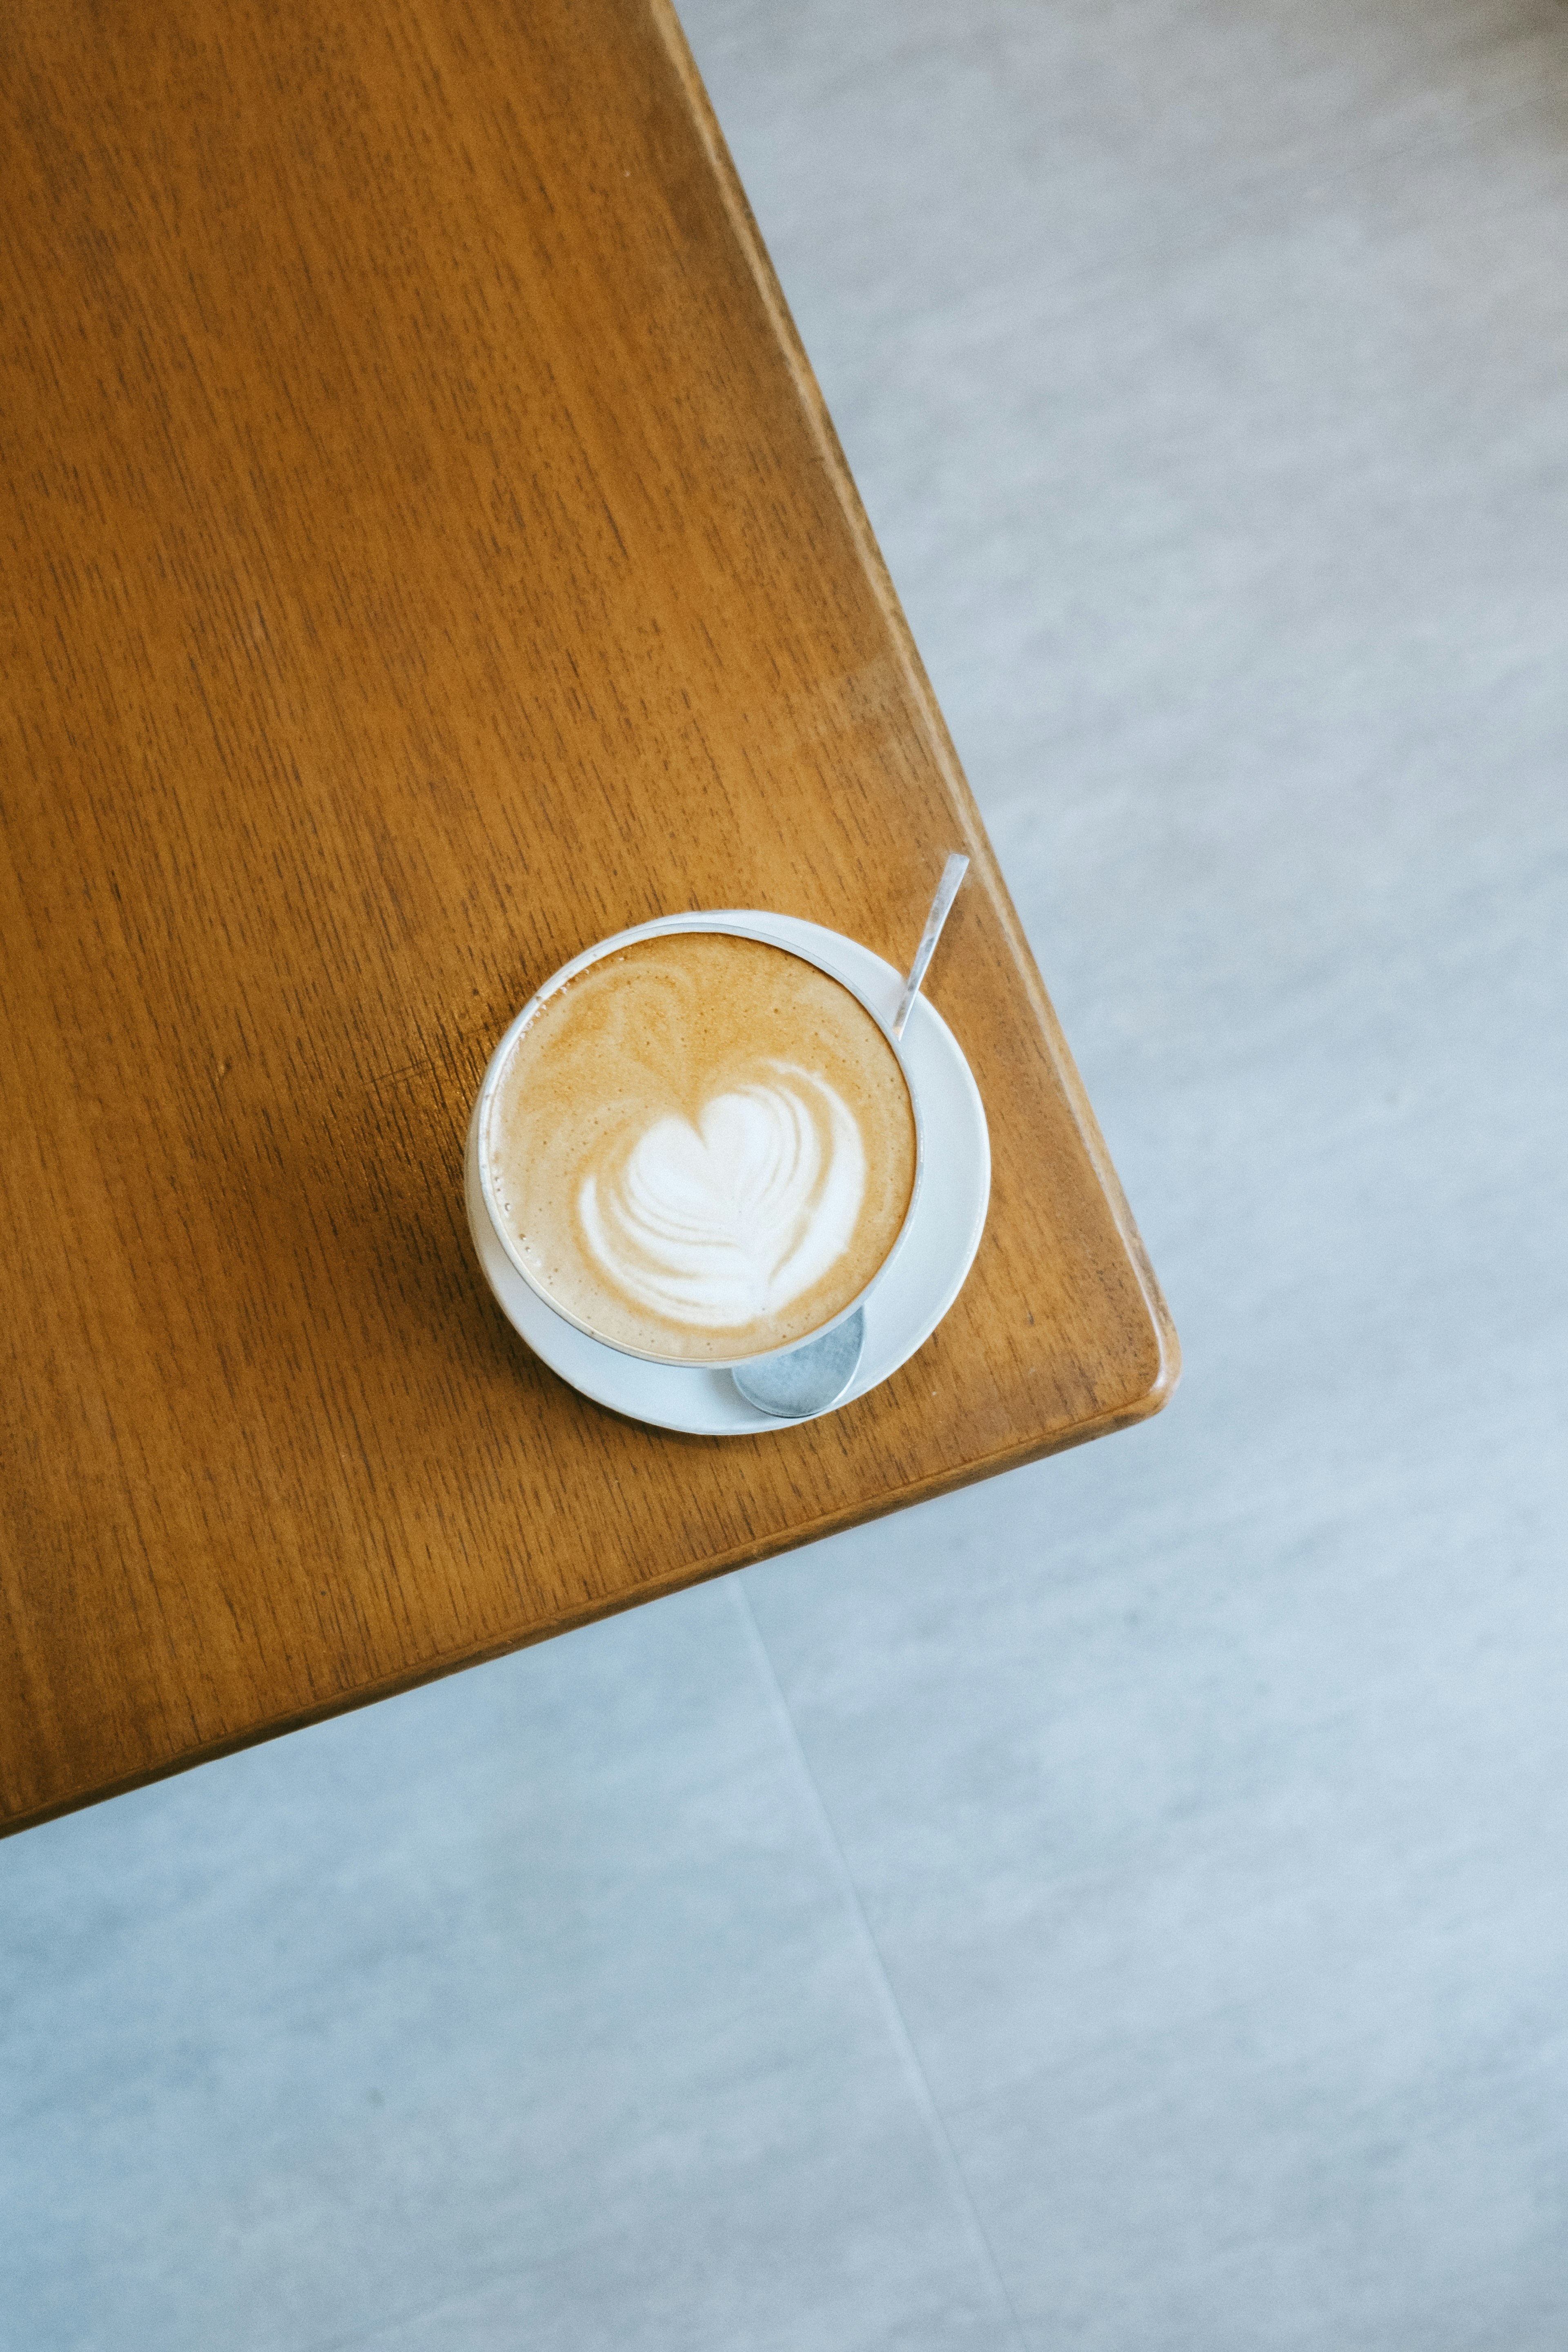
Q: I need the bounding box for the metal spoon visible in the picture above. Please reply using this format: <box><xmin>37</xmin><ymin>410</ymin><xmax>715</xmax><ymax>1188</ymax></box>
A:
<box><xmin>733</xmin><ymin>1304</ymin><xmax>867</xmax><ymax>1419</ymax></box>
<box><xmin>892</xmin><ymin>851</ymin><xmax>969</xmax><ymax>1036</ymax></box>
<box><xmin>733</xmin><ymin>853</ymin><xmax>970</xmax><ymax>1420</ymax></box>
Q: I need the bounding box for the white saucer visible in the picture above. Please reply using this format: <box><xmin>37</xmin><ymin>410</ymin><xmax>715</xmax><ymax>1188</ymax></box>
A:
<box><xmin>464</xmin><ymin>915</ymin><xmax>990</xmax><ymax>1435</ymax></box>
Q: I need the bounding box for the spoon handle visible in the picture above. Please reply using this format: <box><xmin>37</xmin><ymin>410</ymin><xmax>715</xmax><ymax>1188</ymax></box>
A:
<box><xmin>892</xmin><ymin>853</ymin><xmax>969</xmax><ymax>1036</ymax></box>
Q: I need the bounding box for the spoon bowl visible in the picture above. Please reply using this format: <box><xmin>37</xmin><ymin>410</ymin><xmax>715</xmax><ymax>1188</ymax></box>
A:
<box><xmin>732</xmin><ymin>1306</ymin><xmax>866</xmax><ymax>1420</ymax></box>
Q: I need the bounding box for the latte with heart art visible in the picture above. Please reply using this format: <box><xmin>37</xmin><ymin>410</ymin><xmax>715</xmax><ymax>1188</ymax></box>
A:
<box><xmin>486</xmin><ymin>933</ymin><xmax>918</xmax><ymax>1361</ymax></box>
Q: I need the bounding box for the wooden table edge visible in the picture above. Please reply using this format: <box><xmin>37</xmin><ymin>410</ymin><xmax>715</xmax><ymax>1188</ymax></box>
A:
<box><xmin>654</xmin><ymin>0</ymin><xmax>1180</xmax><ymax>1391</ymax></box>
<box><xmin>0</xmin><ymin>1341</ymin><xmax>1176</xmax><ymax>1842</ymax></box>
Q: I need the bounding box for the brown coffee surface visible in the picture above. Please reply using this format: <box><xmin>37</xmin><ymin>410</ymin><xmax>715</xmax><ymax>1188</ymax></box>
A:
<box><xmin>486</xmin><ymin>932</ymin><xmax>917</xmax><ymax>1360</ymax></box>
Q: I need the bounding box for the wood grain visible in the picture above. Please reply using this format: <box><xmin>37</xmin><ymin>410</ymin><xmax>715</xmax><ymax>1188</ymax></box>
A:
<box><xmin>0</xmin><ymin>0</ymin><xmax>1178</xmax><ymax>1836</ymax></box>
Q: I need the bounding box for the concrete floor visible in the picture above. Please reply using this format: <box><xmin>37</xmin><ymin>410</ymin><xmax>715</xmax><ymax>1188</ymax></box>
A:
<box><xmin>5</xmin><ymin>0</ymin><xmax>1568</xmax><ymax>2344</ymax></box>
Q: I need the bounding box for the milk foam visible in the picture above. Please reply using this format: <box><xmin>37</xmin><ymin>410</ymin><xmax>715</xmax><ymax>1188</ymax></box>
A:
<box><xmin>486</xmin><ymin>932</ymin><xmax>917</xmax><ymax>1362</ymax></box>
<box><xmin>579</xmin><ymin>1065</ymin><xmax>866</xmax><ymax>1328</ymax></box>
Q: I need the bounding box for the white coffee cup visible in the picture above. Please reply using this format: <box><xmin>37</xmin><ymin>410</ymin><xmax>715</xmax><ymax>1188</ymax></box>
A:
<box><xmin>468</xmin><ymin>910</ymin><xmax>927</xmax><ymax>1370</ymax></box>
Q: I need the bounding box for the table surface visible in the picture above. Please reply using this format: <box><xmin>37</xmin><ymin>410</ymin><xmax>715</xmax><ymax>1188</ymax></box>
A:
<box><xmin>0</xmin><ymin>0</ymin><xmax>1177</xmax><ymax>1838</ymax></box>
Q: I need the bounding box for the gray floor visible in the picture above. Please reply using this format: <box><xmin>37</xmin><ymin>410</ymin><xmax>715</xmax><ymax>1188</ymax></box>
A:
<box><xmin>5</xmin><ymin>0</ymin><xmax>1568</xmax><ymax>2344</ymax></box>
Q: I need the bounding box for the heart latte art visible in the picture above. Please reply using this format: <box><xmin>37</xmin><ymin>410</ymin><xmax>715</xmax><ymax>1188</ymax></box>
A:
<box><xmin>581</xmin><ymin>1065</ymin><xmax>866</xmax><ymax>1328</ymax></box>
<box><xmin>487</xmin><ymin>934</ymin><xmax>918</xmax><ymax>1361</ymax></box>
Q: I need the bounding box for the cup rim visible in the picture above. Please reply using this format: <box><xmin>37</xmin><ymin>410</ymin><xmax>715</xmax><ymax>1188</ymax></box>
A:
<box><xmin>472</xmin><ymin>911</ymin><xmax>926</xmax><ymax>1368</ymax></box>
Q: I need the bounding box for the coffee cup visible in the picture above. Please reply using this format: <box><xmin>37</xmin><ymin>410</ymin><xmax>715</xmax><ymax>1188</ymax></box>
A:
<box><xmin>470</xmin><ymin>912</ymin><xmax>926</xmax><ymax>1370</ymax></box>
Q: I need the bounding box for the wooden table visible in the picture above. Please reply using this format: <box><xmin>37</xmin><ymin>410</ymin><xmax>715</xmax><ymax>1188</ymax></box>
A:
<box><xmin>0</xmin><ymin>0</ymin><xmax>1177</xmax><ymax>1838</ymax></box>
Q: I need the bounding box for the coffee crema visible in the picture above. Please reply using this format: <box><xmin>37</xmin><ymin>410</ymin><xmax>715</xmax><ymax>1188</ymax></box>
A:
<box><xmin>486</xmin><ymin>932</ymin><xmax>918</xmax><ymax>1361</ymax></box>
